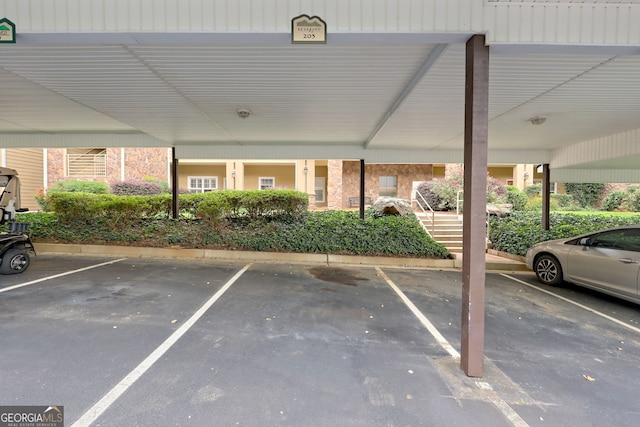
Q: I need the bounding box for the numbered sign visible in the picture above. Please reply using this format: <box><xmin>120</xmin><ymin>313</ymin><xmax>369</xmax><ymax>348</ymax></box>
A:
<box><xmin>291</xmin><ymin>15</ymin><xmax>326</xmax><ymax>44</ymax></box>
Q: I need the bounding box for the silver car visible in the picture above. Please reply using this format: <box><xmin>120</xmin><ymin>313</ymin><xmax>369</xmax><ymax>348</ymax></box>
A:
<box><xmin>525</xmin><ymin>225</ymin><xmax>640</xmax><ymax>304</ymax></box>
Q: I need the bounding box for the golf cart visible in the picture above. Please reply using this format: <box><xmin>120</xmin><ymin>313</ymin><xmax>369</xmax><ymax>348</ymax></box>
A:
<box><xmin>0</xmin><ymin>167</ymin><xmax>36</xmax><ymax>274</ymax></box>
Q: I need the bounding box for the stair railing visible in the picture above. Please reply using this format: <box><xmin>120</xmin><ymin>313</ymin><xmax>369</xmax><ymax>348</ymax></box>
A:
<box><xmin>413</xmin><ymin>191</ymin><xmax>435</xmax><ymax>236</ymax></box>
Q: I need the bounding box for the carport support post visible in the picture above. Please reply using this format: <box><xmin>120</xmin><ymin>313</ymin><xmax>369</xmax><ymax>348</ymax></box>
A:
<box><xmin>171</xmin><ymin>147</ymin><xmax>179</xmax><ymax>219</ymax></box>
<box><xmin>541</xmin><ymin>163</ymin><xmax>550</xmax><ymax>230</ymax></box>
<box><xmin>359</xmin><ymin>159</ymin><xmax>365</xmax><ymax>220</ymax></box>
<box><xmin>461</xmin><ymin>34</ymin><xmax>489</xmax><ymax>378</ymax></box>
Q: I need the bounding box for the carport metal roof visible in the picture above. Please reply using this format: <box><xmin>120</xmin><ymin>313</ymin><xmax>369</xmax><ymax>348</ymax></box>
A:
<box><xmin>1</xmin><ymin>0</ymin><xmax>640</xmax><ymax>183</ymax></box>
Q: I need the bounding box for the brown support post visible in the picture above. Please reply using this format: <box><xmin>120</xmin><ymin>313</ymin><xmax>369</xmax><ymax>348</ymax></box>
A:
<box><xmin>171</xmin><ymin>147</ymin><xmax>179</xmax><ymax>219</ymax></box>
<box><xmin>541</xmin><ymin>164</ymin><xmax>550</xmax><ymax>231</ymax></box>
<box><xmin>461</xmin><ymin>34</ymin><xmax>489</xmax><ymax>377</ymax></box>
<box><xmin>359</xmin><ymin>159</ymin><xmax>365</xmax><ymax>220</ymax></box>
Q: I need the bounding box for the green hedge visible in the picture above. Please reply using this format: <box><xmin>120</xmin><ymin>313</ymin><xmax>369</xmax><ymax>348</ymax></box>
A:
<box><xmin>8</xmin><ymin>209</ymin><xmax>450</xmax><ymax>259</ymax></box>
<box><xmin>489</xmin><ymin>211</ymin><xmax>640</xmax><ymax>256</ymax></box>
<box><xmin>45</xmin><ymin>189</ymin><xmax>309</xmax><ymax>224</ymax></box>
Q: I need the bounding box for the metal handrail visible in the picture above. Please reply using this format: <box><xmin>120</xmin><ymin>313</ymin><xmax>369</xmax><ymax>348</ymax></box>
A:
<box><xmin>413</xmin><ymin>191</ymin><xmax>435</xmax><ymax>236</ymax></box>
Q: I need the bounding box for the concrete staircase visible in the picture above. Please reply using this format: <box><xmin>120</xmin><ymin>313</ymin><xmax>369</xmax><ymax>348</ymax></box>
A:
<box><xmin>415</xmin><ymin>211</ymin><xmax>464</xmax><ymax>253</ymax></box>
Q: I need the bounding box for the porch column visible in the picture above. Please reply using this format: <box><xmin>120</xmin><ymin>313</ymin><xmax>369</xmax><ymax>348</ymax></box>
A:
<box><xmin>461</xmin><ymin>34</ymin><xmax>489</xmax><ymax>378</ymax></box>
<box><xmin>297</xmin><ymin>160</ymin><xmax>316</xmax><ymax>209</ymax></box>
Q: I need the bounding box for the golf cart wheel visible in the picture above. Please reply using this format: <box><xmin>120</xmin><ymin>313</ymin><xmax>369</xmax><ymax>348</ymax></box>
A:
<box><xmin>534</xmin><ymin>254</ymin><xmax>563</xmax><ymax>286</ymax></box>
<box><xmin>0</xmin><ymin>248</ymin><xmax>30</xmax><ymax>274</ymax></box>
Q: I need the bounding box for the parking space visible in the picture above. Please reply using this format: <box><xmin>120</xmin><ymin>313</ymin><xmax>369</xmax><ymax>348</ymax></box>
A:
<box><xmin>2</xmin><ymin>255</ymin><xmax>640</xmax><ymax>426</ymax></box>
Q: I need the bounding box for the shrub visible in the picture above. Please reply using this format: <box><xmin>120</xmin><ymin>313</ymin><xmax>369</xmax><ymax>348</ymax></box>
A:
<box><xmin>525</xmin><ymin>196</ymin><xmax>559</xmax><ymax>212</ymax></box>
<box><xmin>506</xmin><ymin>186</ymin><xmax>528</xmax><ymax>211</ymax></box>
<box><xmin>551</xmin><ymin>193</ymin><xmax>578</xmax><ymax>210</ymax></box>
<box><xmin>524</xmin><ymin>184</ymin><xmax>541</xmax><ymax>198</ymax></box>
<box><xmin>626</xmin><ymin>186</ymin><xmax>640</xmax><ymax>212</ymax></box>
<box><xmin>16</xmin><ymin>209</ymin><xmax>450</xmax><ymax>259</ymax></box>
<box><xmin>564</xmin><ymin>183</ymin><xmax>605</xmax><ymax>209</ymax></box>
<box><xmin>49</xmin><ymin>180</ymin><xmax>109</xmax><ymax>194</ymax></box>
<box><xmin>142</xmin><ymin>177</ymin><xmax>169</xmax><ymax>193</ymax></box>
<box><xmin>111</xmin><ymin>179</ymin><xmax>164</xmax><ymax>196</ymax></box>
<box><xmin>416</xmin><ymin>170</ymin><xmax>507</xmax><ymax>212</ymax></box>
<box><xmin>486</xmin><ymin>176</ymin><xmax>509</xmax><ymax>204</ymax></box>
<box><xmin>415</xmin><ymin>180</ymin><xmax>450</xmax><ymax>211</ymax></box>
<box><xmin>601</xmin><ymin>191</ymin><xmax>626</xmax><ymax>211</ymax></box>
<box><xmin>489</xmin><ymin>211</ymin><xmax>640</xmax><ymax>256</ymax></box>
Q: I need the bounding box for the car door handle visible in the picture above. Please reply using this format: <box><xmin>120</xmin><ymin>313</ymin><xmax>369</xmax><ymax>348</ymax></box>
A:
<box><xmin>618</xmin><ymin>258</ymin><xmax>639</xmax><ymax>264</ymax></box>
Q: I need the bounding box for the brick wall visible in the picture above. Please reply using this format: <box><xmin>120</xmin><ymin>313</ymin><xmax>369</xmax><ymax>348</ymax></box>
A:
<box><xmin>339</xmin><ymin>162</ymin><xmax>433</xmax><ymax>208</ymax></box>
<box><xmin>48</xmin><ymin>147</ymin><xmax>168</xmax><ymax>188</ymax></box>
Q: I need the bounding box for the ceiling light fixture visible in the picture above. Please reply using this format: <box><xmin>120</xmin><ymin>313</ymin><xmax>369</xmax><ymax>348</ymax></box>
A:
<box><xmin>237</xmin><ymin>108</ymin><xmax>251</xmax><ymax>119</ymax></box>
<box><xmin>529</xmin><ymin>116</ymin><xmax>546</xmax><ymax>125</ymax></box>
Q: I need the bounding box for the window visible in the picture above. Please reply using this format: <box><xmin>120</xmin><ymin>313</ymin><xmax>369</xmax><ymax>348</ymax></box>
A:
<box><xmin>591</xmin><ymin>228</ymin><xmax>640</xmax><ymax>252</ymax></box>
<box><xmin>314</xmin><ymin>177</ymin><xmax>325</xmax><ymax>203</ymax></box>
<box><xmin>188</xmin><ymin>176</ymin><xmax>218</xmax><ymax>193</ymax></box>
<box><xmin>259</xmin><ymin>177</ymin><xmax>275</xmax><ymax>190</ymax></box>
<box><xmin>65</xmin><ymin>148</ymin><xmax>107</xmax><ymax>177</ymax></box>
<box><xmin>379</xmin><ymin>175</ymin><xmax>398</xmax><ymax>197</ymax></box>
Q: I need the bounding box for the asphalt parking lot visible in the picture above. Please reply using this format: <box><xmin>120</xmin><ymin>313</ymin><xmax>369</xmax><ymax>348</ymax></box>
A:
<box><xmin>1</xmin><ymin>254</ymin><xmax>640</xmax><ymax>427</ymax></box>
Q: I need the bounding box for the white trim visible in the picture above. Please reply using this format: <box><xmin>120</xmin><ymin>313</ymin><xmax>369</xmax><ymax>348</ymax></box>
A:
<box><xmin>259</xmin><ymin>176</ymin><xmax>275</xmax><ymax>190</ymax></box>
<box><xmin>314</xmin><ymin>177</ymin><xmax>325</xmax><ymax>203</ymax></box>
<box><xmin>188</xmin><ymin>176</ymin><xmax>218</xmax><ymax>193</ymax></box>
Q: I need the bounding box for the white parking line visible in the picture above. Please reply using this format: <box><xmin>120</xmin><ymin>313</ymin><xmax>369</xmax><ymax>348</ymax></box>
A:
<box><xmin>71</xmin><ymin>263</ymin><xmax>252</xmax><ymax>427</ymax></box>
<box><xmin>375</xmin><ymin>267</ymin><xmax>460</xmax><ymax>359</ymax></box>
<box><xmin>0</xmin><ymin>258</ymin><xmax>128</xmax><ymax>293</ymax></box>
<box><xmin>501</xmin><ymin>273</ymin><xmax>640</xmax><ymax>334</ymax></box>
<box><xmin>377</xmin><ymin>267</ymin><xmax>530</xmax><ymax>427</ymax></box>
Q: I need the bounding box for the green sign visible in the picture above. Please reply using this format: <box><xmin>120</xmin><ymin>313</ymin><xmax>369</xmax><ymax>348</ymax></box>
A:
<box><xmin>0</xmin><ymin>18</ymin><xmax>16</xmax><ymax>43</ymax></box>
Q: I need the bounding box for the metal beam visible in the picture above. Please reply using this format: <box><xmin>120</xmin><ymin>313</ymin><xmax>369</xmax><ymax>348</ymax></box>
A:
<box><xmin>363</xmin><ymin>44</ymin><xmax>448</xmax><ymax>149</ymax></box>
<box><xmin>171</xmin><ymin>147</ymin><xmax>179</xmax><ymax>219</ymax></box>
<box><xmin>461</xmin><ymin>34</ymin><xmax>489</xmax><ymax>378</ymax></box>
<box><xmin>542</xmin><ymin>163</ymin><xmax>550</xmax><ymax>230</ymax></box>
<box><xmin>359</xmin><ymin>159</ymin><xmax>365</xmax><ymax>220</ymax></box>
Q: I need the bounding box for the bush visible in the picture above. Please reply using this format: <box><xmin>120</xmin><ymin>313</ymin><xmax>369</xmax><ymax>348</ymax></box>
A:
<box><xmin>489</xmin><ymin>211</ymin><xmax>640</xmax><ymax>256</ymax></box>
<box><xmin>415</xmin><ymin>180</ymin><xmax>450</xmax><ymax>211</ymax></box>
<box><xmin>16</xmin><ymin>209</ymin><xmax>450</xmax><ymax>259</ymax></box>
<box><xmin>49</xmin><ymin>180</ymin><xmax>109</xmax><ymax>194</ymax></box>
<box><xmin>44</xmin><ymin>189</ymin><xmax>309</xmax><ymax>223</ymax></box>
<box><xmin>525</xmin><ymin>196</ymin><xmax>559</xmax><ymax>212</ymax></box>
<box><xmin>551</xmin><ymin>193</ymin><xmax>578</xmax><ymax>210</ymax></box>
<box><xmin>524</xmin><ymin>184</ymin><xmax>541</xmax><ymax>198</ymax></box>
<box><xmin>601</xmin><ymin>191</ymin><xmax>626</xmax><ymax>211</ymax></box>
<box><xmin>111</xmin><ymin>179</ymin><xmax>164</xmax><ymax>196</ymax></box>
<box><xmin>506</xmin><ymin>186</ymin><xmax>528</xmax><ymax>211</ymax></box>
<box><xmin>626</xmin><ymin>186</ymin><xmax>640</xmax><ymax>212</ymax></box>
<box><xmin>416</xmin><ymin>169</ymin><xmax>507</xmax><ymax>212</ymax></box>
<box><xmin>486</xmin><ymin>176</ymin><xmax>508</xmax><ymax>204</ymax></box>
<box><xmin>564</xmin><ymin>183</ymin><xmax>605</xmax><ymax>209</ymax></box>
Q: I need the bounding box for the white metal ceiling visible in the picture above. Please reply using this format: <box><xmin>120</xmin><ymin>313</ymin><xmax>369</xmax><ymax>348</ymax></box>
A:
<box><xmin>1</xmin><ymin>1</ymin><xmax>640</xmax><ymax>182</ymax></box>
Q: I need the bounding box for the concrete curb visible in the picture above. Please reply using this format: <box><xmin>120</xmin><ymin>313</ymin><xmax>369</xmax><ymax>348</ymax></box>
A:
<box><xmin>33</xmin><ymin>243</ymin><xmax>527</xmax><ymax>271</ymax></box>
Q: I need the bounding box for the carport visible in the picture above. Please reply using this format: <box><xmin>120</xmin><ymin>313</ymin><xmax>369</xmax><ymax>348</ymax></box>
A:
<box><xmin>2</xmin><ymin>0</ymin><xmax>640</xmax><ymax>378</ymax></box>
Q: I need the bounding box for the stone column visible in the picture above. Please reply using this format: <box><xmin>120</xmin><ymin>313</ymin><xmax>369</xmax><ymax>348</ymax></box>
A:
<box><xmin>327</xmin><ymin>160</ymin><xmax>343</xmax><ymax>210</ymax></box>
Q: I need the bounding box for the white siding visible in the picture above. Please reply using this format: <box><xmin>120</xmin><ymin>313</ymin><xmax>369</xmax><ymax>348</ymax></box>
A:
<box><xmin>2</xmin><ymin>0</ymin><xmax>639</xmax><ymax>45</ymax></box>
<box><xmin>551</xmin><ymin>128</ymin><xmax>640</xmax><ymax>169</ymax></box>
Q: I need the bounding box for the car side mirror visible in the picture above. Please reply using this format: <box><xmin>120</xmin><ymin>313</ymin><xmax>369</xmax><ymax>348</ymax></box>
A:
<box><xmin>580</xmin><ymin>237</ymin><xmax>592</xmax><ymax>247</ymax></box>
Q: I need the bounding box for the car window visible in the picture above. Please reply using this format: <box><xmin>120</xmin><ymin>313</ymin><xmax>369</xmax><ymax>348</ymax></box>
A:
<box><xmin>591</xmin><ymin>229</ymin><xmax>640</xmax><ymax>252</ymax></box>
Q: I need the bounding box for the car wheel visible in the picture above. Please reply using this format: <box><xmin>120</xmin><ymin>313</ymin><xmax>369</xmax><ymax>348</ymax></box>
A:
<box><xmin>0</xmin><ymin>248</ymin><xmax>30</xmax><ymax>274</ymax></box>
<box><xmin>534</xmin><ymin>254</ymin><xmax>563</xmax><ymax>286</ymax></box>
